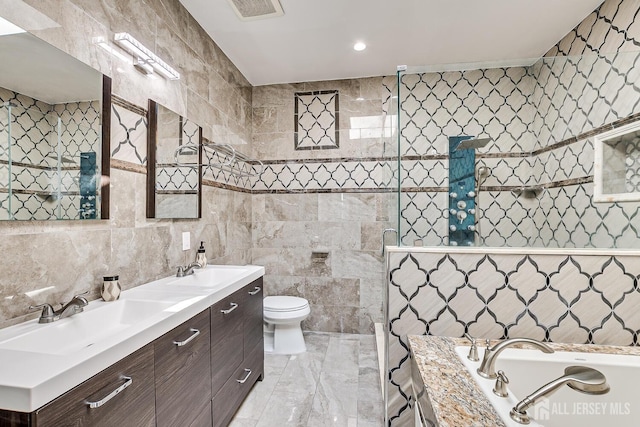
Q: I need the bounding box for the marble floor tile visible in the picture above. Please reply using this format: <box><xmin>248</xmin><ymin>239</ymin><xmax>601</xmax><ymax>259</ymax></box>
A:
<box><xmin>254</xmin><ymin>390</ymin><xmax>315</xmax><ymax>427</ymax></box>
<box><xmin>230</xmin><ymin>331</ymin><xmax>384</xmax><ymax>427</ymax></box>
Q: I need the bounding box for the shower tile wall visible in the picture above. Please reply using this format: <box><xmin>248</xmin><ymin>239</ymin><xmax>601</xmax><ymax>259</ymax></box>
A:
<box><xmin>0</xmin><ymin>0</ymin><xmax>252</xmax><ymax>327</ymax></box>
<box><xmin>386</xmin><ymin>248</ymin><xmax>640</xmax><ymax>427</ymax></box>
<box><xmin>251</xmin><ymin>78</ymin><xmax>395</xmax><ymax>334</ymax></box>
<box><xmin>396</xmin><ymin>0</ymin><xmax>640</xmax><ymax>249</ymax></box>
<box><xmin>0</xmin><ymin>86</ymin><xmax>100</xmax><ymax>220</ymax></box>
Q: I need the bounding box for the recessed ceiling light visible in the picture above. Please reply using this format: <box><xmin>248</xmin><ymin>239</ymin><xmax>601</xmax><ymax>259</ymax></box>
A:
<box><xmin>353</xmin><ymin>42</ymin><xmax>366</xmax><ymax>51</ymax></box>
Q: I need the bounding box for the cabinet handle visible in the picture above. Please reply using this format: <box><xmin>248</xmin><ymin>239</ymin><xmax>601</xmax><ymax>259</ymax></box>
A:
<box><xmin>86</xmin><ymin>376</ymin><xmax>132</xmax><ymax>409</ymax></box>
<box><xmin>236</xmin><ymin>369</ymin><xmax>252</xmax><ymax>384</ymax></box>
<box><xmin>221</xmin><ymin>302</ymin><xmax>238</xmax><ymax>315</ymax></box>
<box><xmin>248</xmin><ymin>286</ymin><xmax>261</xmax><ymax>295</ymax></box>
<box><xmin>173</xmin><ymin>328</ymin><xmax>200</xmax><ymax>347</ymax></box>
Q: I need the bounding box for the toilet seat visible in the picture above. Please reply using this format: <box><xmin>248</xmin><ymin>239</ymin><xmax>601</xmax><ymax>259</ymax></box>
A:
<box><xmin>264</xmin><ymin>296</ymin><xmax>309</xmax><ymax>312</ymax></box>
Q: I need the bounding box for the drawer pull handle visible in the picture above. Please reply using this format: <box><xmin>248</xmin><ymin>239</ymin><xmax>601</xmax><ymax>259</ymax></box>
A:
<box><xmin>86</xmin><ymin>376</ymin><xmax>132</xmax><ymax>409</ymax></box>
<box><xmin>173</xmin><ymin>328</ymin><xmax>200</xmax><ymax>347</ymax></box>
<box><xmin>221</xmin><ymin>302</ymin><xmax>238</xmax><ymax>314</ymax></box>
<box><xmin>236</xmin><ymin>369</ymin><xmax>252</xmax><ymax>384</ymax></box>
<box><xmin>248</xmin><ymin>286</ymin><xmax>261</xmax><ymax>295</ymax></box>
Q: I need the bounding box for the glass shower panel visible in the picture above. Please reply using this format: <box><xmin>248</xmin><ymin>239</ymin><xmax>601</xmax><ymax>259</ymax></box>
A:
<box><xmin>0</xmin><ymin>103</ymin><xmax>11</xmax><ymax>219</ymax></box>
<box><xmin>394</xmin><ymin>49</ymin><xmax>640</xmax><ymax>249</ymax></box>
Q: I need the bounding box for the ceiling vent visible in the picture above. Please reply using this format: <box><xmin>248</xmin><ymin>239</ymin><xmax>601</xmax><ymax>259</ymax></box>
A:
<box><xmin>227</xmin><ymin>0</ymin><xmax>284</xmax><ymax>21</ymax></box>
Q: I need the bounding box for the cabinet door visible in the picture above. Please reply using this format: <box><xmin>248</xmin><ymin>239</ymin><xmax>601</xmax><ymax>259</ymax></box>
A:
<box><xmin>155</xmin><ymin>309</ymin><xmax>211</xmax><ymax>427</ymax></box>
<box><xmin>35</xmin><ymin>344</ymin><xmax>155</xmax><ymax>427</ymax></box>
<box><xmin>211</xmin><ymin>287</ymin><xmax>246</xmax><ymax>393</ymax></box>
<box><xmin>190</xmin><ymin>401</ymin><xmax>212</xmax><ymax>427</ymax></box>
<box><xmin>243</xmin><ymin>278</ymin><xmax>264</xmax><ymax>357</ymax></box>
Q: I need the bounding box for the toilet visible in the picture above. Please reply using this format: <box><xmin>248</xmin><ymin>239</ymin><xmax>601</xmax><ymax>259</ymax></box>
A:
<box><xmin>263</xmin><ymin>296</ymin><xmax>310</xmax><ymax>354</ymax></box>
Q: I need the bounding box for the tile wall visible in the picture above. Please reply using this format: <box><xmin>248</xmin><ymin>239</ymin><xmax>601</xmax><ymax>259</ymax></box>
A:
<box><xmin>251</xmin><ymin>79</ymin><xmax>396</xmax><ymax>334</ymax></box>
<box><xmin>386</xmin><ymin>247</ymin><xmax>640</xmax><ymax>427</ymax></box>
<box><xmin>385</xmin><ymin>1</ymin><xmax>640</xmax><ymax>425</ymax></box>
<box><xmin>396</xmin><ymin>0</ymin><xmax>640</xmax><ymax>249</ymax></box>
<box><xmin>0</xmin><ymin>0</ymin><xmax>252</xmax><ymax>327</ymax></box>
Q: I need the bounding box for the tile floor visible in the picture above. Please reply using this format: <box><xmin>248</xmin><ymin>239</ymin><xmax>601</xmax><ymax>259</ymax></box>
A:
<box><xmin>230</xmin><ymin>332</ymin><xmax>384</xmax><ymax>426</ymax></box>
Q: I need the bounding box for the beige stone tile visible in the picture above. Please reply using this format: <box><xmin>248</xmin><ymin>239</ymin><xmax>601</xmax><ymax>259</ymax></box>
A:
<box><xmin>0</xmin><ymin>228</ymin><xmax>111</xmax><ymax>323</ymax></box>
<box><xmin>304</xmin><ymin>305</ymin><xmax>359</xmax><ymax>334</ymax></box>
<box><xmin>304</xmin><ymin>277</ymin><xmax>360</xmax><ymax>307</ymax></box>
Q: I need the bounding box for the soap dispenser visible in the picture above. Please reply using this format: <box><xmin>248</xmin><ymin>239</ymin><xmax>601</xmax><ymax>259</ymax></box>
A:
<box><xmin>196</xmin><ymin>241</ymin><xmax>207</xmax><ymax>267</ymax></box>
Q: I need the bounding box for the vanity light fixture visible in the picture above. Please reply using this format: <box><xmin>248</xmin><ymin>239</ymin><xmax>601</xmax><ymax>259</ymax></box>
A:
<box><xmin>114</xmin><ymin>32</ymin><xmax>180</xmax><ymax>80</ymax></box>
<box><xmin>353</xmin><ymin>41</ymin><xmax>367</xmax><ymax>51</ymax></box>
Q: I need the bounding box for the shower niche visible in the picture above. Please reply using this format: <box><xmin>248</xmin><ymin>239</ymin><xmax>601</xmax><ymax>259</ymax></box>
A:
<box><xmin>594</xmin><ymin>120</ymin><xmax>640</xmax><ymax>203</ymax></box>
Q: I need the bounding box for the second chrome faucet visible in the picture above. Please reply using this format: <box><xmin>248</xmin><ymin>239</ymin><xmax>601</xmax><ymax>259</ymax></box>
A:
<box><xmin>29</xmin><ymin>292</ymin><xmax>89</xmax><ymax>323</ymax></box>
<box><xmin>477</xmin><ymin>337</ymin><xmax>554</xmax><ymax>379</ymax></box>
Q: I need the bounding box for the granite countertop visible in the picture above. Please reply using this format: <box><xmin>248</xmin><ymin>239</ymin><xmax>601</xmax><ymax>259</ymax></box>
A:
<box><xmin>407</xmin><ymin>335</ymin><xmax>640</xmax><ymax>427</ymax></box>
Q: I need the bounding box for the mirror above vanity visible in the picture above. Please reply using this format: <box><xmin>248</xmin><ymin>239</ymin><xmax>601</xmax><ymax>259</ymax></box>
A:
<box><xmin>0</xmin><ymin>16</ymin><xmax>111</xmax><ymax>220</ymax></box>
<box><xmin>147</xmin><ymin>100</ymin><xmax>202</xmax><ymax>219</ymax></box>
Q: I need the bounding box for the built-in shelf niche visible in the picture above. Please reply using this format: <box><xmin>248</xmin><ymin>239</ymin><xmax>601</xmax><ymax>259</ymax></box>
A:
<box><xmin>594</xmin><ymin>120</ymin><xmax>640</xmax><ymax>203</ymax></box>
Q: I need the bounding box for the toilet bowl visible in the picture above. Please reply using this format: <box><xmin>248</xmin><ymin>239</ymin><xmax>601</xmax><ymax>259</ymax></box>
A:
<box><xmin>263</xmin><ymin>296</ymin><xmax>310</xmax><ymax>354</ymax></box>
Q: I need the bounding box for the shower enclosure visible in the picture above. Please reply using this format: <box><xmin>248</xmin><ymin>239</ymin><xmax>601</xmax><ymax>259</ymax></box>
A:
<box><xmin>384</xmin><ymin>47</ymin><xmax>640</xmax><ymax>427</ymax></box>
<box><xmin>1</xmin><ymin>102</ymin><xmax>99</xmax><ymax>220</ymax></box>
<box><xmin>393</xmin><ymin>49</ymin><xmax>640</xmax><ymax>250</ymax></box>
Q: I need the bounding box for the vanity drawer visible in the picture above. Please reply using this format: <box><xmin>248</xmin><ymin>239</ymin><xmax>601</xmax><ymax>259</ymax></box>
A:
<box><xmin>243</xmin><ymin>278</ymin><xmax>264</xmax><ymax>354</ymax></box>
<box><xmin>211</xmin><ymin>345</ymin><xmax>262</xmax><ymax>427</ymax></box>
<box><xmin>34</xmin><ymin>344</ymin><xmax>155</xmax><ymax>427</ymax></box>
<box><xmin>155</xmin><ymin>309</ymin><xmax>211</xmax><ymax>427</ymax></box>
<box><xmin>211</xmin><ymin>287</ymin><xmax>246</xmax><ymax>393</ymax></box>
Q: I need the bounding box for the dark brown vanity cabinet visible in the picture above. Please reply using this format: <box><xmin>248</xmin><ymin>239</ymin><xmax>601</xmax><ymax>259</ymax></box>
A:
<box><xmin>0</xmin><ymin>278</ymin><xmax>264</xmax><ymax>427</ymax></box>
<box><xmin>34</xmin><ymin>344</ymin><xmax>156</xmax><ymax>427</ymax></box>
<box><xmin>155</xmin><ymin>309</ymin><xmax>211</xmax><ymax>427</ymax></box>
<box><xmin>211</xmin><ymin>278</ymin><xmax>264</xmax><ymax>427</ymax></box>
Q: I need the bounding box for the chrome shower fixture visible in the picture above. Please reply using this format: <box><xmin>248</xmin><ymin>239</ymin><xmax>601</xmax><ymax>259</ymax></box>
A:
<box><xmin>475</xmin><ymin>166</ymin><xmax>491</xmax><ymax>187</ymax></box>
<box><xmin>455</xmin><ymin>137</ymin><xmax>492</xmax><ymax>151</ymax></box>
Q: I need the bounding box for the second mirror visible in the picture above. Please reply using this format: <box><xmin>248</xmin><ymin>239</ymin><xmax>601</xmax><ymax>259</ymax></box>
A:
<box><xmin>147</xmin><ymin>100</ymin><xmax>202</xmax><ymax>219</ymax></box>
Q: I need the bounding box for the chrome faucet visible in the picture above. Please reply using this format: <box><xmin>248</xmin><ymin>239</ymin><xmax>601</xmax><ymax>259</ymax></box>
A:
<box><xmin>29</xmin><ymin>292</ymin><xmax>89</xmax><ymax>324</ymax></box>
<box><xmin>176</xmin><ymin>262</ymin><xmax>202</xmax><ymax>277</ymax></box>
<box><xmin>57</xmin><ymin>293</ymin><xmax>89</xmax><ymax>319</ymax></box>
<box><xmin>510</xmin><ymin>365</ymin><xmax>610</xmax><ymax>424</ymax></box>
<box><xmin>477</xmin><ymin>337</ymin><xmax>554</xmax><ymax>379</ymax></box>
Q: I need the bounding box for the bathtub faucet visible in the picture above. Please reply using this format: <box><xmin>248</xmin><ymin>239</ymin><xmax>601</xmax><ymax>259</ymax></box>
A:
<box><xmin>477</xmin><ymin>337</ymin><xmax>554</xmax><ymax>379</ymax></box>
<box><xmin>510</xmin><ymin>365</ymin><xmax>610</xmax><ymax>424</ymax></box>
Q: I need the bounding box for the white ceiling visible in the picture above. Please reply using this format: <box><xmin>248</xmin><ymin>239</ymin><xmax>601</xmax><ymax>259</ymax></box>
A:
<box><xmin>179</xmin><ymin>0</ymin><xmax>605</xmax><ymax>86</ymax></box>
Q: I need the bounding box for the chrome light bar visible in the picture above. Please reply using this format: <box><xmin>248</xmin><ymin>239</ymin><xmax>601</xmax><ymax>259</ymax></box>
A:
<box><xmin>114</xmin><ymin>32</ymin><xmax>180</xmax><ymax>80</ymax></box>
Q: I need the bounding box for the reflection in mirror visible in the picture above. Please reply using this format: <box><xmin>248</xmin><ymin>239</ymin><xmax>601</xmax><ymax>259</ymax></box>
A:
<box><xmin>147</xmin><ymin>100</ymin><xmax>202</xmax><ymax>219</ymax></box>
<box><xmin>0</xmin><ymin>16</ymin><xmax>110</xmax><ymax>220</ymax></box>
<box><xmin>594</xmin><ymin>120</ymin><xmax>640</xmax><ymax>202</ymax></box>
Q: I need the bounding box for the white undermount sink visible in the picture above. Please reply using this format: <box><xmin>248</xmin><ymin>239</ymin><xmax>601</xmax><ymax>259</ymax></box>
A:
<box><xmin>0</xmin><ymin>299</ymin><xmax>174</xmax><ymax>356</ymax></box>
<box><xmin>167</xmin><ymin>265</ymin><xmax>252</xmax><ymax>287</ymax></box>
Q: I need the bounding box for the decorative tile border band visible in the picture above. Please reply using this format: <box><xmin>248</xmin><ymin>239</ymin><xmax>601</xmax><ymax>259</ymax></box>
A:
<box><xmin>110</xmin><ymin>158</ymin><xmax>146</xmax><ymax>174</ymax></box>
<box><xmin>112</xmin><ymin>94</ymin><xmax>147</xmax><ymax>116</ymax></box>
<box><xmin>202</xmin><ymin>179</ymin><xmax>252</xmax><ymax>193</ymax></box>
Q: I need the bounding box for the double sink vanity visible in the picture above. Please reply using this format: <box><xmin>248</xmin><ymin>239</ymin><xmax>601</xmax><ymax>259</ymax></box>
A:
<box><xmin>0</xmin><ymin>265</ymin><xmax>265</xmax><ymax>427</ymax></box>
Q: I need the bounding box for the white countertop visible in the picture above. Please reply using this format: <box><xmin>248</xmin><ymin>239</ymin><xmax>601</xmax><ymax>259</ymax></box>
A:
<box><xmin>0</xmin><ymin>264</ymin><xmax>265</xmax><ymax>413</ymax></box>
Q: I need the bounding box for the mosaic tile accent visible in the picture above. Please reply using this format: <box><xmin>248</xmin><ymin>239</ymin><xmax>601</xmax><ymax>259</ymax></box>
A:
<box><xmin>398</xmin><ymin>68</ymin><xmax>536</xmax><ymax>156</ymax></box>
<box><xmin>110</xmin><ymin>97</ymin><xmax>147</xmax><ymax>165</ymax></box>
<box><xmin>294</xmin><ymin>90</ymin><xmax>340</xmax><ymax>150</ymax></box>
<box><xmin>0</xmin><ymin>86</ymin><xmax>100</xmax><ymax>220</ymax></box>
<box><xmin>252</xmin><ymin>158</ymin><xmax>394</xmax><ymax>192</ymax></box>
<box><xmin>392</xmin><ymin>0</ymin><xmax>640</xmax><ymax>249</ymax></box>
<box><xmin>534</xmin><ymin>0</ymin><xmax>640</xmax><ymax>150</ymax></box>
<box><xmin>386</xmin><ymin>248</ymin><xmax>640</xmax><ymax>427</ymax></box>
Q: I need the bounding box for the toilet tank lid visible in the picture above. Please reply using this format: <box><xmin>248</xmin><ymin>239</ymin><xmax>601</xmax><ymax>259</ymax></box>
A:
<box><xmin>264</xmin><ymin>296</ymin><xmax>309</xmax><ymax>311</ymax></box>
